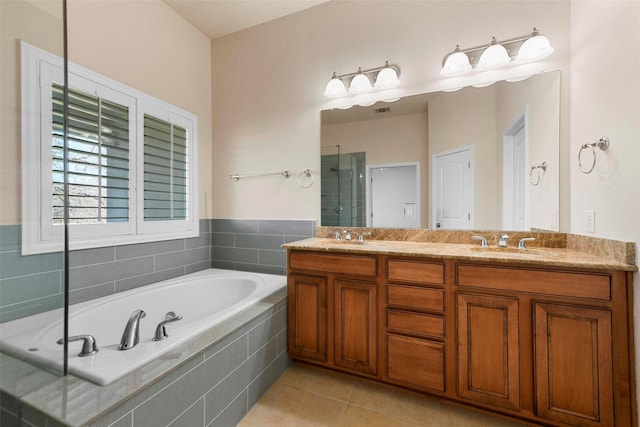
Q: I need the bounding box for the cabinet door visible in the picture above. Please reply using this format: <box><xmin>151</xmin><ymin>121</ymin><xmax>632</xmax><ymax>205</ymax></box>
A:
<box><xmin>457</xmin><ymin>293</ymin><xmax>520</xmax><ymax>411</ymax></box>
<box><xmin>288</xmin><ymin>274</ymin><xmax>327</xmax><ymax>362</ymax></box>
<box><xmin>334</xmin><ymin>279</ymin><xmax>377</xmax><ymax>375</ymax></box>
<box><xmin>534</xmin><ymin>303</ymin><xmax>613</xmax><ymax>426</ymax></box>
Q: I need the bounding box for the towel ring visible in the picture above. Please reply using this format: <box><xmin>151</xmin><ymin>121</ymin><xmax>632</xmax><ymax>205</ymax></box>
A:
<box><xmin>297</xmin><ymin>169</ymin><xmax>313</xmax><ymax>189</ymax></box>
<box><xmin>529</xmin><ymin>161</ymin><xmax>548</xmax><ymax>186</ymax></box>
<box><xmin>578</xmin><ymin>137</ymin><xmax>609</xmax><ymax>174</ymax></box>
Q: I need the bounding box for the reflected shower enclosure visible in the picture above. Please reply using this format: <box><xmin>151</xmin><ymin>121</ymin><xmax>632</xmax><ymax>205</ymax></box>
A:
<box><xmin>320</xmin><ymin>146</ymin><xmax>366</xmax><ymax>227</ymax></box>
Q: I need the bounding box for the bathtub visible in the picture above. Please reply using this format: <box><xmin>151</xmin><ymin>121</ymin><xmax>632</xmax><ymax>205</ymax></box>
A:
<box><xmin>0</xmin><ymin>268</ymin><xmax>286</xmax><ymax>385</ymax></box>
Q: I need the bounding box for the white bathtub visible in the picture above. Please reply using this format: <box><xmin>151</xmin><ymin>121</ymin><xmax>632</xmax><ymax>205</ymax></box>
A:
<box><xmin>0</xmin><ymin>268</ymin><xmax>286</xmax><ymax>385</ymax></box>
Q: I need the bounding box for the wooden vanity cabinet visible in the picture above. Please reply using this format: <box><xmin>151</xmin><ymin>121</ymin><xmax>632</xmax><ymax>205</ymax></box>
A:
<box><xmin>384</xmin><ymin>258</ymin><xmax>447</xmax><ymax>393</ymax></box>
<box><xmin>455</xmin><ymin>263</ymin><xmax>635</xmax><ymax>427</ymax></box>
<box><xmin>287</xmin><ymin>250</ymin><xmax>636</xmax><ymax>427</ymax></box>
<box><xmin>287</xmin><ymin>251</ymin><xmax>380</xmax><ymax>378</ymax></box>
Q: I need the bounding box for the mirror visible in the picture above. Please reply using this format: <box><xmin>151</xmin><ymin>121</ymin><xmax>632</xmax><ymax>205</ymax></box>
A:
<box><xmin>320</xmin><ymin>71</ymin><xmax>560</xmax><ymax>231</ymax></box>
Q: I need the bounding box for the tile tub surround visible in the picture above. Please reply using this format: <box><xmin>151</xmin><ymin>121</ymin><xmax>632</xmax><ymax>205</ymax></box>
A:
<box><xmin>0</xmin><ymin>288</ymin><xmax>289</xmax><ymax>427</ymax></box>
<box><xmin>211</xmin><ymin>219</ymin><xmax>315</xmax><ymax>276</ymax></box>
<box><xmin>0</xmin><ymin>219</ymin><xmax>314</xmax><ymax>323</ymax></box>
<box><xmin>315</xmin><ymin>226</ymin><xmax>635</xmax><ymax>266</ymax></box>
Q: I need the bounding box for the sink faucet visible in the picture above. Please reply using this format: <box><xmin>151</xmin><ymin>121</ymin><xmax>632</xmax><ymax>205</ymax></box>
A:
<box><xmin>497</xmin><ymin>234</ymin><xmax>510</xmax><ymax>248</ymax></box>
<box><xmin>342</xmin><ymin>229</ymin><xmax>352</xmax><ymax>241</ymax></box>
<box><xmin>119</xmin><ymin>310</ymin><xmax>146</xmax><ymax>350</ymax></box>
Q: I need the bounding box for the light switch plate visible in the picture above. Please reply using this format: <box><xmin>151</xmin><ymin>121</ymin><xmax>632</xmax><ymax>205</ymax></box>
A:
<box><xmin>585</xmin><ymin>209</ymin><xmax>596</xmax><ymax>233</ymax></box>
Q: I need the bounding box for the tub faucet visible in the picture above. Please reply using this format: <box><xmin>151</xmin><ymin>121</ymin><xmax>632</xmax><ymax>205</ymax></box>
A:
<box><xmin>119</xmin><ymin>310</ymin><xmax>146</xmax><ymax>350</ymax></box>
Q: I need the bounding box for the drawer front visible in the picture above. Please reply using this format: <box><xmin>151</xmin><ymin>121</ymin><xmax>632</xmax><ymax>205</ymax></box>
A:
<box><xmin>289</xmin><ymin>252</ymin><xmax>377</xmax><ymax>277</ymax></box>
<box><xmin>386</xmin><ymin>333</ymin><xmax>445</xmax><ymax>392</ymax></box>
<box><xmin>387</xmin><ymin>259</ymin><xmax>444</xmax><ymax>285</ymax></box>
<box><xmin>387</xmin><ymin>310</ymin><xmax>444</xmax><ymax>340</ymax></box>
<box><xmin>457</xmin><ymin>264</ymin><xmax>611</xmax><ymax>301</ymax></box>
<box><xmin>387</xmin><ymin>285</ymin><xmax>444</xmax><ymax>312</ymax></box>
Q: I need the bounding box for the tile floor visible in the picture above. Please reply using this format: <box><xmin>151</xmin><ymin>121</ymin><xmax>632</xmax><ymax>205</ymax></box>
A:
<box><xmin>238</xmin><ymin>362</ymin><xmax>527</xmax><ymax>426</ymax></box>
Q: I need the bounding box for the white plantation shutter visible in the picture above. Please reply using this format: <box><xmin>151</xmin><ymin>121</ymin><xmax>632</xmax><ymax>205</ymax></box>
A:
<box><xmin>143</xmin><ymin>115</ymin><xmax>187</xmax><ymax>221</ymax></box>
<box><xmin>52</xmin><ymin>84</ymin><xmax>130</xmax><ymax>224</ymax></box>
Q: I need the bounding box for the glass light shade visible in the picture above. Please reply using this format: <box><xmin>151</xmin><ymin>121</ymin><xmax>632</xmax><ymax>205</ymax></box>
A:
<box><xmin>324</xmin><ymin>74</ymin><xmax>347</xmax><ymax>98</ymax></box>
<box><xmin>441</xmin><ymin>51</ymin><xmax>472</xmax><ymax>76</ymax></box>
<box><xmin>349</xmin><ymin>72</ymin><xmax>372</xmax><ymax>94</ymax></box>
<box><xmin>515</xmin><ymin>35</ymin><xmax>554</xmax><ymax>63</ymax></box>
<box><xmin>477</xmin><ymin>42</ymin><xmax>510</xmax><ymax>71</ymax></box>
<box><xmin>374</xmin><ymin>66</ymin><xmax>399</xmax><ymax>89</ymax></box>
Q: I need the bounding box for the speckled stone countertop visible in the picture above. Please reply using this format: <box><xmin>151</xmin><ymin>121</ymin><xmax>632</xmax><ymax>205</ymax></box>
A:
<box><xmin>283</xmin><ymin>236</ymin><xmax>637</xmax><ymax>272</ymax></box>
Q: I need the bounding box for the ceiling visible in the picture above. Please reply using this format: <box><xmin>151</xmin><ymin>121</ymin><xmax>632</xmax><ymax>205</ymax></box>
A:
<box><xmin>163</xmin><ymin>0</ymin><xmax>329</xmax><ymax>40</ymax></box>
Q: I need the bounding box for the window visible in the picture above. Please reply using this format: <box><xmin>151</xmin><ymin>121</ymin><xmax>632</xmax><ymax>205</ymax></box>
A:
<box><xmin>22</xmin><ymin>42</ymin><xmax>198</xmax><ymax>254</ymax></box>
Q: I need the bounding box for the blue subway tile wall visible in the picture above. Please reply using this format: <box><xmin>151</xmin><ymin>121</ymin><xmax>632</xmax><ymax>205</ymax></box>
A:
<box><xmin>0</xmin><ymin>220</ymin><xmax>212</xmax><ymax>323</ymax></box>
<box><xmin>0</xmin><ymin>218</ymin><xmax>313</xmax><ymax>323</ymax></box>
<box><xmin>211</xmin><ymin>219</ymin><xmax>314</xmax><ymax>276</ymax></box>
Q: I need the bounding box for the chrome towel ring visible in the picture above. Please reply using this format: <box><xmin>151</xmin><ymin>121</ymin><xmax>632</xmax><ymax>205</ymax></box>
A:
<box><xmin>297</xmin><ymin>169</ymin><xmax>313</xmax><ymax>188</ymax></box>
<box><xmin>529</xmin><ymin>161</ymin><xmax>548</xmax><ymax>186</ymax></box>
<box><xmin>578</xmin><ymin>137</ymin><xmax>609</xmax><ymax>174</ymax></box>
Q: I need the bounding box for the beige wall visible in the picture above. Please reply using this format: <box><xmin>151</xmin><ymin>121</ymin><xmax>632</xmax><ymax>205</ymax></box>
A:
<box><xmin>0</xmin><ymin>0</ymin><xmax>64</xmax><ymax>225</ymax></box>
<box><xmin>569</xmin><ymin>0</ymin><xmax>640</xmax><ymax>396</ymax></box>
<box><xmin>211</xmin><ymin>1</ymin><xmax>571</xmax><ymax>224</ymax></box>
<box><xmin>67</xmin><ymin>0</ymin><xmax>212</xmax><ymax>218</ymax></box>
<box><xmin>322</xmin><ymin>112</ymin><xmax>429</xmax><ymax>226</ymax></box>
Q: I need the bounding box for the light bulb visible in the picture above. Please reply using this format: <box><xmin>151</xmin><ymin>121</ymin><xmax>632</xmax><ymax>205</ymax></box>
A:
<box><xmin>349</xmin><ymin>68</ymin><xmax>372</xmax><ymax>94</ymax></box>
<box><xmin>516</xmin><ymin>29</ymin><xmax>554</xmax><ymax>63</ymax></box>
<box><xmin>374</xmin><ymin>62</ymin><xmax>399</xmax><ymax>89</ymax></box>
<box><xmin>324</xmin><ymin>73</ymin><xmax>347</xmax><ymax>98</ymax></box>
<box><xmin>441</xmin><ymin>46</ymin><xmax>472</xmax><ymax>76</ymax></box>
<box><xmin>477</xmin><ymin>37</ymin><xmax>510</xmax><ymax>71</ymax></box>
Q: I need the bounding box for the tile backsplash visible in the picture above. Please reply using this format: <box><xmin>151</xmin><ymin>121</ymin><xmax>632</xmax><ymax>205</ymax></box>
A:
<box><xmin>0</xmin><ymin>219</ymin><xmax>315</xmax><ymax>323</ymax></box>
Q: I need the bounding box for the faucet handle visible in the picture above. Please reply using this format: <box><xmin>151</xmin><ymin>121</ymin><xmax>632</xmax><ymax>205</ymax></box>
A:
<box><xmin>57</xmin><ymin>335</ymin><xmax>99</xmax><ymax>357</ymax></box>
<box><xmin>471</xmin><ymin>235</ymin><xmax>488</xmax><ymax>247</ymax></box>
<box><xmin>517</xmin><ymin>237</ymin><xmax>536</xmax><ymax>249</ymax></box>
<box><xmin>153</xmin><ymin>312</ymin><xmax>183</xmax><ymax>341</ymax></box>
<box><xmin>355</xmin><ymin>231</ymin><xmax>371</xmax><ymax>243</ymax></box>
<box><xmin>329</xmin><ymin>230</ymin><xmax>341</xmax><ymax>240</ymax></box>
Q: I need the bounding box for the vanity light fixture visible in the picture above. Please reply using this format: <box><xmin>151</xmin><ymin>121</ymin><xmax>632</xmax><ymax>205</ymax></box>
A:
<box><xmin>323</xmin><ymin>61</ymin><xmax>400</xmax><ymax>99</ymax></box>
<box><xmin>441</xmin><ymin>28</ymin><xmax>554</xmax><ymax>77</ymax></box>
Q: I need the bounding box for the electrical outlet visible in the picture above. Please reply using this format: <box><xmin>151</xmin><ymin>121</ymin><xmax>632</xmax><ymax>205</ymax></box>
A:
<box><xmin>585</xmin><ymin>209</ymin><xmax>596</xmax><ymax>233</ymax></box>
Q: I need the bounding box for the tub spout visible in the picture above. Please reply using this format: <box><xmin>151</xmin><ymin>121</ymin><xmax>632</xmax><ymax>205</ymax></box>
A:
<box><xmin>119</xmin><ymin>310</ymin><xmax>146</xmax><ymax>350</ymax></box>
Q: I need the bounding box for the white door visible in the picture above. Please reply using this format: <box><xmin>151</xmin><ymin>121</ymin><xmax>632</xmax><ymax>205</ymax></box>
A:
<box><xmin>502</xmin><ymin>112</ymin><xmax>528</xmax><ymax>230</ymax></box>
<box><xmin>368</xmin><ymin>163</ymin><xmax>420</xmax><ymax>228</ymax></box>
<box><xmin>432</xmin><ymin>147</ymin><xmax>472</xmax><ymax>229</ymax></box>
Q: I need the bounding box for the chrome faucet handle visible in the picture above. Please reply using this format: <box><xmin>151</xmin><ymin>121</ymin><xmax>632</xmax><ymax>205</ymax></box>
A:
<box><xmin>471</xmin><ymin>235</ymin><xmax>488</xmax><ymax>248</ymax></box>
<box><xmin>497</xmin><ymin>234</ymin><xmax>510</xmax><ymax>248</ymax></box>
<box><xmin>356</xmin><ymin>231</ymin><xmax>372</xmax><ymax>243</ymax></box>
<box><xmin>153</xmin><ymin>311</ymin><xmax>183</xmax><ymax>342</ymax></box>
<box><xmin>57</xmin><ymin>334</ymin><xmax>99</xmax><ymax>357</ymax></box>
<box><xmin>329</xmin><ymin>230</ymin><xmax>341</xmax><ymax>240</ymax></box>
<box><xmin>517</xmin><ymin>237</ymin><xmax>536</xmax><ymax>249</ymax></box>
<box><xmin>342</xmin><ymin>229</ymin><xmax>352</xmax><ymax>240</ymax></box>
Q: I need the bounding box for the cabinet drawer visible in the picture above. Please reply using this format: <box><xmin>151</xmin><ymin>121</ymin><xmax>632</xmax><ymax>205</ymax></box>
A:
<box><xmin>386</xmin><ymin>333</ymin><xmax>445</xmax><ymax>392</ymax></box>
<box><xmin>457</xmin><ymin>264</ymin><xmax>611</xmax><ymax>301</ymax></box>
<box><xmin>387</xmin><ymin>259</ymin><xmax>444</xmax><ymax>285</ymax></box>
<box><xmin>387</xmin><ymin>285</ymin><xmax>444</xmax><ymax>312</ymax></box>
<box><xmin>289</xmin><ymin>252</ymin><xmax>377</xmax><ymax>277</ymax></box>
<box><xmin>387</xmin><ymin>310</ymin><xmax>444</xmax><ymax>340</ymax></box>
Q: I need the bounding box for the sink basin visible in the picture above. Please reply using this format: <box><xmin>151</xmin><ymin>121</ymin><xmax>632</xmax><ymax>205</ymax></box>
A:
<box><xmin>470</xmin><ymin>247</ymin><xmax>547</xmax><ymax>257</ymax></box>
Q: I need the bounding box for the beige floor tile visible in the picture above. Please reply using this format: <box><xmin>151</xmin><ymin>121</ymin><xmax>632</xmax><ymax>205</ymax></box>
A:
<box><xmin>238</xmin><ymin>381</ymin><xmax>346</xmax><ymax>427</ymax></box>
<box><xmin>440</xmin><ymin>402</ymin><xmax>526</xmax><ymax>427</ymax></box>
<box><xmin>276</xmin><ymin>363</ymin><xmax>356</xmax><ymax>402</ymax></box>
<box><xmin>338</xmin><ymin>404</ymin><xmax>424</xmax><ymax>427</ymax></box>
<box><xmin>348</xmin><ymin>379</ymin><xmax>440</xmax><ymax>425</ymax></box>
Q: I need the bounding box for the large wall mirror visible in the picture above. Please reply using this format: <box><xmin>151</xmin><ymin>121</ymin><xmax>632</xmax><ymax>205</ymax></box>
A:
<box><xmin>320</xmin><ymin>71</ymin><xmax>560</xmax><ymax>232</ymax></box>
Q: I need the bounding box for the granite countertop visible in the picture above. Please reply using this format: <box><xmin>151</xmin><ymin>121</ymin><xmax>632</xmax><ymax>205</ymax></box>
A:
<box><xmin>283</xmin><ymin>238</ymin><xmax>638</xmax><ymax>272</ymax></box>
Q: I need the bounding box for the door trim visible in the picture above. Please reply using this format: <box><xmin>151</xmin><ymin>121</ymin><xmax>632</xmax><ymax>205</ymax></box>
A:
<box><xmin>502</xmin><ymin>108</ymin><xmax>529</xmax><ymax>230</ymax></box>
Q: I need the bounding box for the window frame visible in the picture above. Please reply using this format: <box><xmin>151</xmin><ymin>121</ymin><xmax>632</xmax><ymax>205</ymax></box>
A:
<box><xmin>21</xmin><ymin>42</ymin><xmax>199</xmax><ymax>255</ymax></box>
